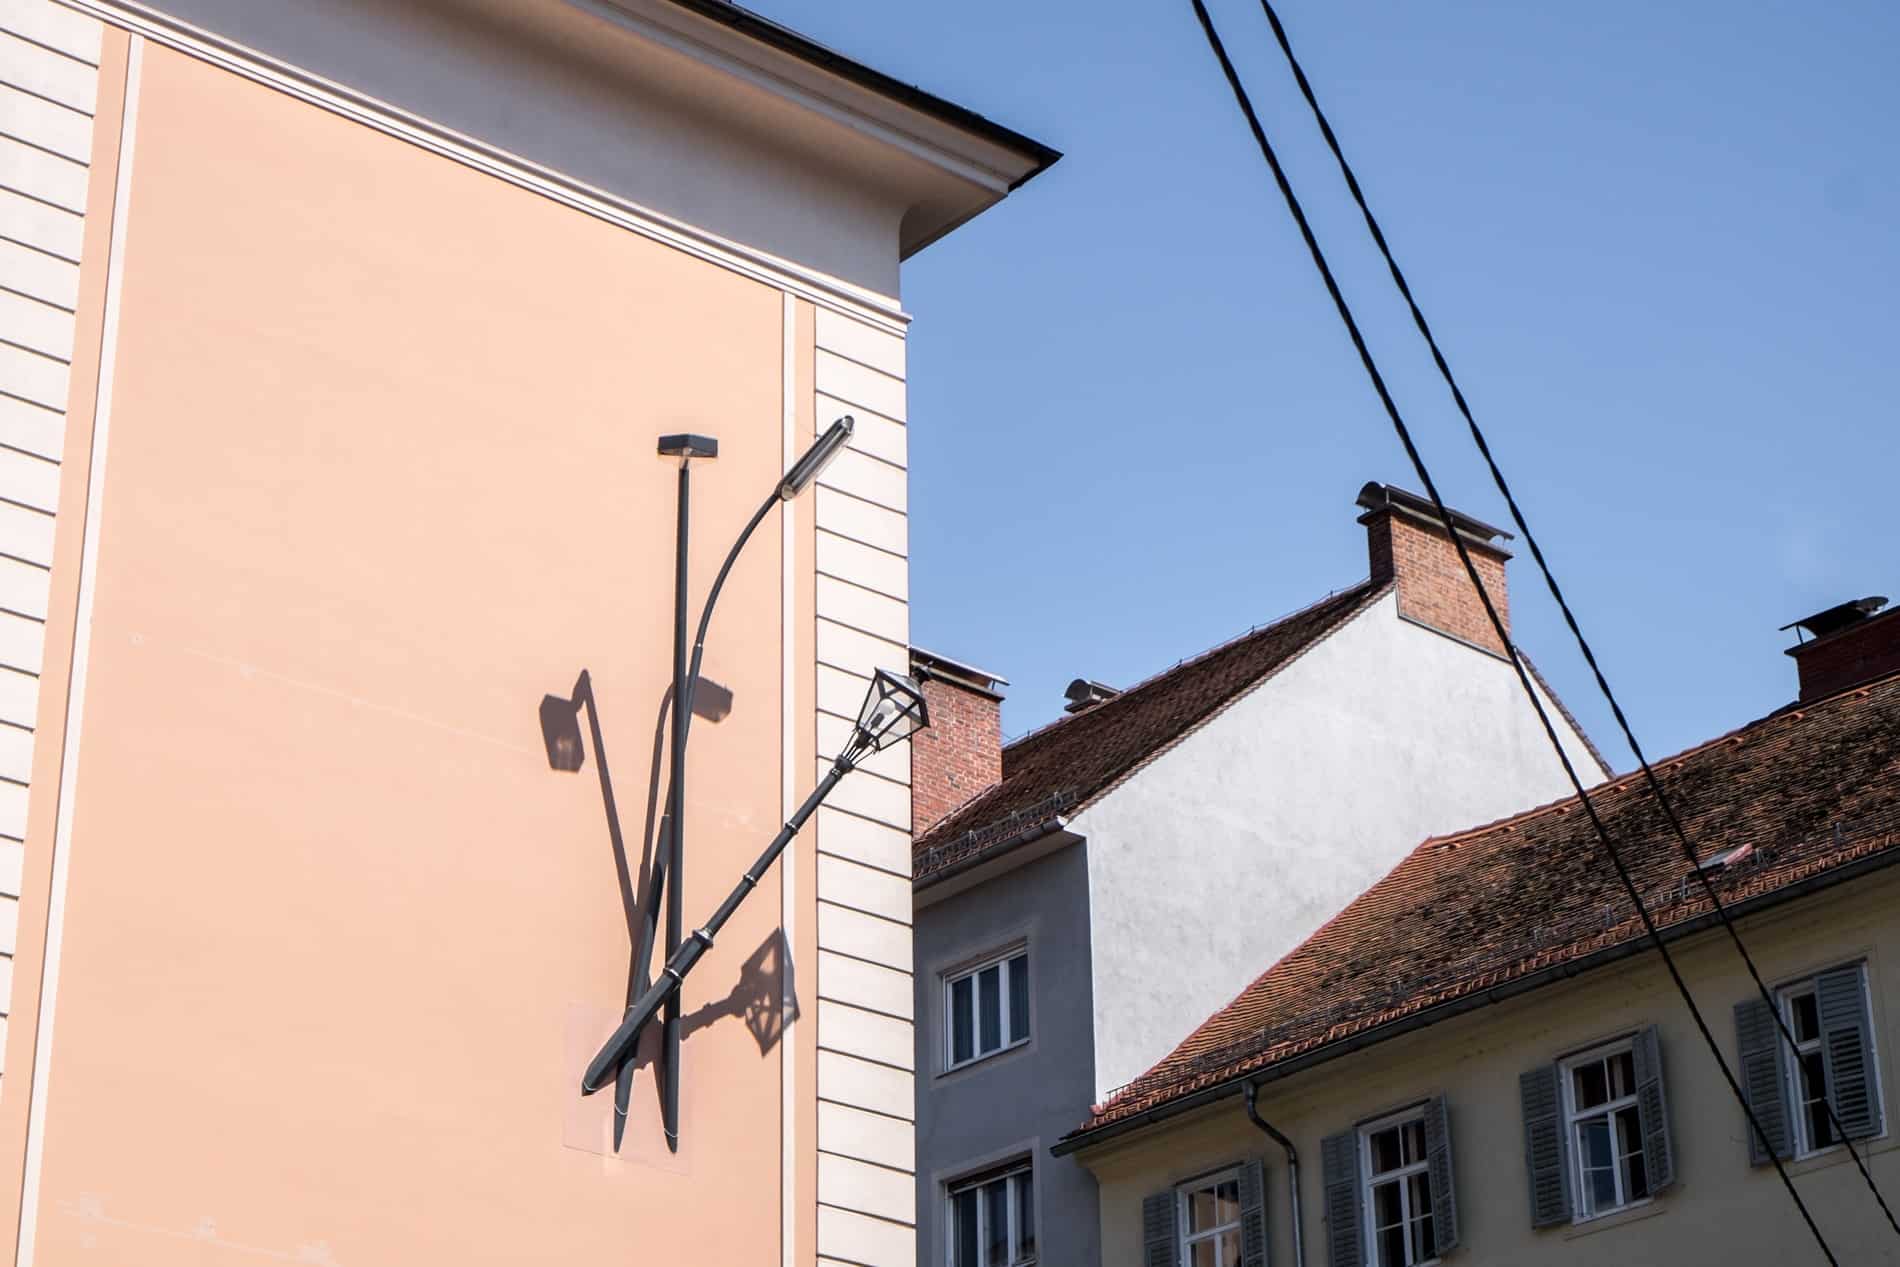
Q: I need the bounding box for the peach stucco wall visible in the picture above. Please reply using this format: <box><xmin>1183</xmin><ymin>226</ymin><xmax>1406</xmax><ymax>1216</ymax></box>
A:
<box><xmin>11</xmin><ymin>40</ymin><xmax>814</xmax><ymax>1264</ymax></box>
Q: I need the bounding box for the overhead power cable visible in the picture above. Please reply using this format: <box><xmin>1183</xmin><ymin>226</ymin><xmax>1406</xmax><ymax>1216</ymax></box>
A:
<box><xmin>1249</xmin><ymin>0</ymin><xmax>1900</xmax><ymax>1238</ymax></box>
<box><xmin>1184</xmin><ymin>1</ymin><xmax>1839</xmax><ymax>1259</ymax></box>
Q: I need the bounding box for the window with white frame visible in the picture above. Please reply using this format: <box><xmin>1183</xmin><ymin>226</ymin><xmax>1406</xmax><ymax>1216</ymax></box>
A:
<box><xmin>945</xmin><ymin>947</ymin><xmax>1029</xmax><ymax>1070</ymax></box>
<box><xmin>948</xmin><ymin>1161</ymin><xmax>1035</xmax><ymax>1267</ymax></box>
<box><xmin>1781</xmin><ymin>978</ymin><xmax>1840</xmax><ymax>1156</ymax></box>
<box><xmin>1360</xmin><ymin>1109</ymin><xmax>1438</xmax><ymax>1265</ymax></box>
<box><xmin>1176</xmin><ymin>1168</ymin><xmax>1243</xmax><ymax>1267</ymax></box>
<box><xmin>1561</xmin><ymin>1040</ymin><xmax>1650</xmax><ymax>1218</ymax></box>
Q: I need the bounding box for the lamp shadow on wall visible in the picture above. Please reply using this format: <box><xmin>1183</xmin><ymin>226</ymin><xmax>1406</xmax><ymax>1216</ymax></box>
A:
<box><xmin>538</xmin><ymin>670</ymin><xmax>800</xmax><ymax>1071</ymax></box>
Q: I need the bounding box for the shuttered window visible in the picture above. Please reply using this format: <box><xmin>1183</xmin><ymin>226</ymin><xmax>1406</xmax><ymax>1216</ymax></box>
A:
<box><xmin>1777</xmin><ymin>963</ymin><xmax>1884</xmax><ymax>1157</ymax></box>
<box><xmin>1523</xmin><ymin>1026</ymin><xmax>1674</xmax><ymax>1227</ymax></box>
<box><xmin>1143</xmin><ymin>1161</ymin><xmax>1268</xmax><ymax>1267</ymax></box>
<box><xmin>1322</xmin><ymin>1096</ymin><xmax>1456</xmax><ymax>1266</ymax></box>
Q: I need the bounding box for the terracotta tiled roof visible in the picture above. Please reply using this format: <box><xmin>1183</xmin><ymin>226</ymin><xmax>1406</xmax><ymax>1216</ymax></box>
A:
<box><xmin>1069</xmin><ymin>670</ymin><xmax>1900</xmax><ymax>1142</ymax></box>
<box><xmin>913</xmin><ymin>581</ymin><xmax>1389</xmax><ymax>883</ymax></box>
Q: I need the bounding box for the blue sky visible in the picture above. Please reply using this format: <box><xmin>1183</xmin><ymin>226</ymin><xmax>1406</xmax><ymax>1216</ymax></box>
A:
<box><xmin>764</xmin><ymin>0</ymin><xmax>1899</xmax><ymax>764</ymax></box>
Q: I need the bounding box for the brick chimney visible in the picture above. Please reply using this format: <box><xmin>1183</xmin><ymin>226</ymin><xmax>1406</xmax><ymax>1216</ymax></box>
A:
<box><xmin>1783</xmin><ymin>597</ymin><xmax>1899</xmax><ymax>703</ymax></box>
<box><xmin>909</xmin><ymin>648</ymin><xmax>1008</xmax><ymax>837</ymax></box>
<box><xmin>1356</xmin><ymin>482</ymin><xmax>1515</xmax><ymax>655</ymax></box>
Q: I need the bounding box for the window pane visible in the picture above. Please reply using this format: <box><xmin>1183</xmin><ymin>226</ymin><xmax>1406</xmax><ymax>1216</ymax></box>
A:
<box><xmin>1609</xmin><ymin>1050</ymin><xmax>1636</xmax><ymax>1099</ymax></box>
<box><xmin>1802</xmin><ymin>1051</ymin><xmax>1837</xmax><ymax>1148</ymax></box>
<box><xmin>1016</xmin><ymin>1172</ymin><xmax>1035</xmax><ymax>1261</ymax></box>
<box><xmin>1578</xmin><ymin>1117</ymin><xmax>1616</xmax><ymax>1213</ymax></box>
<box><xmin>1217</xmin><ymin>1229</ymin><xmax>1241</xmax><ymax>1267</ymax></box>
<box><xmin>1411</xmin><ymin>1211</ymin><xmax>1435</xmax><ymax>1264</ymax></box>
<box><xmin>951</xmin><ymin>976</ymin><xmax>974</xmax><ymax>1065</ymax></box>
<box><xmin>1370</xmin><ymin>1126</ymin><xmax>1401</xmax><ymax>1174</ymax></box>
<box><xmin>1574</xmin><ymin>1059</ymin><xmax>1609</xmax><ymax>1109</ymax></box>
<box><xmin>985</xmin><ymin>1179</ymin><xmax>1009</xmax><ymax>1267</ymax></box>
<box><xmin>1615</xmin><ymin>1106</ymin><xmax>1648</xmax><ymax>1200</ymax></box>
<box><xmin>979</xmin><ymin>965</ymin><xmax>1003</xmax><ymax>1054</ymax></box>
<box><xmin>1009</xmin><ymin>954</ymin><xmax>1030</xmax><ymax>1044</ymax></box>
<box><xmin>1188</xmin><ymin>1185</ymin><xmax>1218</xmax><ymax>1232</ymax></box>
<box><xmin>1215</xmin><ymin>1179</ymin><xmax>1240</xmax><ymax>1227</ymax></box>
<box><xmin>1190</xmin><ymin>1241</ymin><xmax>1217</xmax><ymax>1267</ymax></box>
<box><xmin>953</xmin><ymin>1190</ymin><xmax>978</xmax><ymax>1267</ymax></box>
<box><xmin>1377</xmin><ymin>1223</ymin><xmax>1406</xmax><ymax>1266</ymax></box>
<box><xmin>1372</xmin><ymin>1178</ymin><xmax>1403</xmax><ymax>1232</ymax></box>
<box><xmin>1401</xmin><ymin>1119</ymin><xmax>1426</xmax><ymax>1166</ymax></box>
<box><xmin>1793</xmin><ymin>991</ymin><xmax>1821</xmax><ymax>1044</ymax></box>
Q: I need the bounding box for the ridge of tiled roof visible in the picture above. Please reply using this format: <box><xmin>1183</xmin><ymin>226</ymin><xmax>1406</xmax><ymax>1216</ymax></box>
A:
<box><xmin>912</xmin><ymin>580</ymin><xmax>1391</xmax><ymax>883</ymax></box>
<box><xmin>1067</xmin><ymin>670</ymin><xmax>1900</xmax><ymax>1145</ymax></box>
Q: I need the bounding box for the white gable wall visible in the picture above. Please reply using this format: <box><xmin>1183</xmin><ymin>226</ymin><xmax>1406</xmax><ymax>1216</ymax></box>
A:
<box><xmin>1078</xmin><ymin>590</ymin><xmax>1605</xmax><ymax>1102</ymax></box>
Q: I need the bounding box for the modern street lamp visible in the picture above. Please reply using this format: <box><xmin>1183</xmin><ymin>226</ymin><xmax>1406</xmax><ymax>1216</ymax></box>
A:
<box><xmin>583</xmin><ymin>668</ymin><xmax>927</xmax><ymax>1096</ymax></box>
<box><xmin>620</xmin><ymin>415</ymin><xmax>856</xmax><ymax>1151</ymax></box>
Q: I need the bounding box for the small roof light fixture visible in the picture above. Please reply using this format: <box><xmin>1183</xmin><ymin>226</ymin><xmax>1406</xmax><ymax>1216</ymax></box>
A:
<box><xmin>780</xmin><ymin>415</ymin><xmax>853</xmax><ymax>501</ymax></box>
<box><xmin>581</xmin><ymin>667</ymin><xmax>929</xmax><ymax>1095</ymax></box>
<box><xmin>656</xmin><ymin>433</ymin><xmax>719</xmax><ymax>461</ymax></box>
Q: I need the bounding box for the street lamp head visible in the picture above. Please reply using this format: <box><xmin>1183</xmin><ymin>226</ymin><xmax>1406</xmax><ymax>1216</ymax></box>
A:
<box><xmin>657</xmin><ymin>433</ymin><xmax>719</xmax><ymax>461</ymax></box>
<box><xmin>779</xmin><ymin>415</ymin><xmax>854</xmax><ymax>501</ymax></box>
<box><xmin>844</xmin><ymin>668</ymin><xmax>928</xmax><ymax>765</ymax></box>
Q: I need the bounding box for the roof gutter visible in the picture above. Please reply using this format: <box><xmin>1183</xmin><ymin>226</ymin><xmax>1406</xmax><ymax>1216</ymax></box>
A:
<box><xmin>1054</xmin><ymin>841</ymin><xmax>1900</xmax><ymax>1157</ymax></box>
<box><xmin>657</xmin><ymin>0</ymin><xmax>1062</xmax><ymax>186</ymax></box>
<box><xmin>914</xmin><ymin>816</ymin><xmax>1072</xmax><ymax>896</ymax></box>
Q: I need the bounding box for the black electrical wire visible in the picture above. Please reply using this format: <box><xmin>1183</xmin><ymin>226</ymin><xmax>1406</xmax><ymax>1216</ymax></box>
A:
<box><xmin>1184</xmin><ymin>1</ymin><xmax>1840</xmax><ymax>1259</ymax></box>
<box><xmin>1249</xmin><ymin>0</ymin><xmax>1900</xmax><ymax>1238</ymax></box>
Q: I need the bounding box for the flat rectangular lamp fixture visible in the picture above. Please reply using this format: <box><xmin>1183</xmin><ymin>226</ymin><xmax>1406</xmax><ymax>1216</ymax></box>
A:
<box><xmin>658</xmin><ymin>434</ymin><xmax>719</xmax><ymax>460</ymax></box>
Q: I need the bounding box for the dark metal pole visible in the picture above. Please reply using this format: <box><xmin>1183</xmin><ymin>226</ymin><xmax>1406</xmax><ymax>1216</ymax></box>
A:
<box><xmin>583</xmin><ymin>755</ymin><xmax>852</xmax><ymax>1095</ymax></box>
<box><xmin>662</xmin><ymin>460</ymin><xmax>689</xmax><ymax>1151</ymax></box>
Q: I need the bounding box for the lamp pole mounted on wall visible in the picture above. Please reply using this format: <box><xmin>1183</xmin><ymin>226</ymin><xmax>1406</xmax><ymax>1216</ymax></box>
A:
<box><xmin>583</xmin><ymin>667</ymin><xmax>927</xmax><ymax>1097</ymax></box>
<box><xmin>629</xmin><ymin>416</ymin><xmax>860</xmax><ymax>1151</ymax></box>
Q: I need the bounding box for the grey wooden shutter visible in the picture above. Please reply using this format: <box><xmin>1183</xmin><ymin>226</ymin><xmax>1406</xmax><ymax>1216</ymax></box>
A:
<box><xmin>1818</xmin><ymin>964</ymin><xmax>1884</xmax><ymax>1140</ymax></box>
<box><xmin>1735</xmin><ymin>996</ymin><xmax>1793</xmax><ymax>1164</ymax></box>
<box><xmin>1519</xmin><ymin>1064</ymin><xmax>1571</xmax><ymax>1227</ymax></box>
<box><xmin>1421</xmin><ymin>1094</ymin><xmax>1460</xmax><ymax>1252</ymax></box>
<box><xmin>1320</xmin><ymin>1130</ymin><xmax>1363</xmax><ymax>1267</ymax></box>
<box><xmin>1143</xmin><ymin>1189</ymin><xmax>1180</xmax><ymax>1267</ymax></box>
<box><xmin>1238</xmin><ymin>1157</ymin><xmax>1270</xmax><ymax>1267</ymax></box>
<box><xmin>1630</xmin><ymin>1025</ymin><xmax>1676</xmax><ymax>1192</ymax></box>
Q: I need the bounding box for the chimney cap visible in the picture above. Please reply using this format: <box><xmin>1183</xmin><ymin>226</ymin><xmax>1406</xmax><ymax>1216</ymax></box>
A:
<box><xmin>911</xmin><ymin>645</ymin><xmax>1009</xmax><ymax>698</ymax></box>
<box><xmin>1781</xmin><ymin>596</ymin><xmax>1890</xmax><ymax>647</ymax></box>
<box><xmin>1063</xmin><ymin>679</ymin><xmax>1120</xmax><ymax>713</ymax></box>
<box><xmin>1355</xmin><ymin>481</ymin><xmax>1513</xmax><ymax>548</ymax></box>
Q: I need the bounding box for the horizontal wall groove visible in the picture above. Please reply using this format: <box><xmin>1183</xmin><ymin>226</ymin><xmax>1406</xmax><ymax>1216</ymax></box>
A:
<box><xmin>811</xmin><ymin>940</ymin><xmax>912</xmax><ymax>975</ymax></box>
<box><xmin>816</xmin><ymin>897</ymin><xmax>909</xmax><ymax>932</ymax></box>
<box><xmin>810</xmin><ymin>609</ymin><xmax>905</xmax><ymax>652</ymax></box>
<box><xmin>0</xmin><ymin>127</ymin><xmax>89</xmax><ymax>170</ymax></box>
<box><xmin>816</xmin><ymin>801</ymin><xmax>909</xmax><ymax>838</ymax></box>
<box><xmin>810</xmin><ymin>344</ymin><xmax>902</xmax><ymax>381</ymax></box>
<box><xmin>815</xmin><ymin>1201</ymin><xmax>913</xmax><ymax>1230</ymax></box>
<box><xmin>816</xmin><ymin>1147</ymin><xmax>915</xmax><ymax>1179</ymax></box>
<box><xmin>0</xmin><ymin>233</ymin><xmax>78</xmax><ymax>268</ymax></box>
<box><xmin>816</xmin><ymin>886</ymin><xmax>911</xmax><ymax>928</ymax></box>
<box><xmin>815</xmin><ymin>482</ymin><xmax>907</xmax><ymax>521</ymax></box>
<box><xmin>816</xmin><ymin>1094</ymin><xmax>913</xmax><ymax>1126</ymax></box>
<box><xmin>815</xmin><ymin>565</ymin><xmax>903</xmax><ymax>603</ymax></box>
<box><xmin>0</xmin><ymin>26</ymin><xmax>97</xmax><ymax>70</ymax></box>
<box><xmin>0</xmin><ymin>555</ymin><xmax>50</xmax><ymax>578</ymax></box>
<box><xmin>0</xmin><ymin>330</ymin><xmax>69</xmax><ymax>366</ymax></box>
<box><xmin>815</xmin><ymin>528</ymin><xmax>905</xmax><ymax>565</ymax></box>
<box><xmin>0</xmin><ymin>181</ymin><xmax>83</xmax><ymax>226</ymax></box>
<box><xmin>814</xmin><ymin>844</ymin><xmax>908</xmax><ymax>883</ymax></box>
<box><xmin>0</xmin><ymin>80</ymin><xmax>91</xmax><ymax>120</ymax></box>
<box><xmin>813</xmin><ymin>1043</ymin><xmax>910</xmax><ymax>1077</ymax></box>
<box><xmin>0</xmin><ymin>437</ymin><xmax>61</xmax><ymax>465</ymax></box>
<box><xmin>0</xmin><ymin>281</ymin><xmax>74</xmax><ymax>315</ymax></box>
<box><xmin>813</xmin><ymin>985</ymin><xmax>910</xmax><ymax>1026</ymax></box>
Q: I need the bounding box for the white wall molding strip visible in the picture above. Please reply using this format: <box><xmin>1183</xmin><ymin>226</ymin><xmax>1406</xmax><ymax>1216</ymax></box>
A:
<box><xmin>14</xmin><ymin>27</ymin><xmax>132</xmax><ymax>1267</ymax></box>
